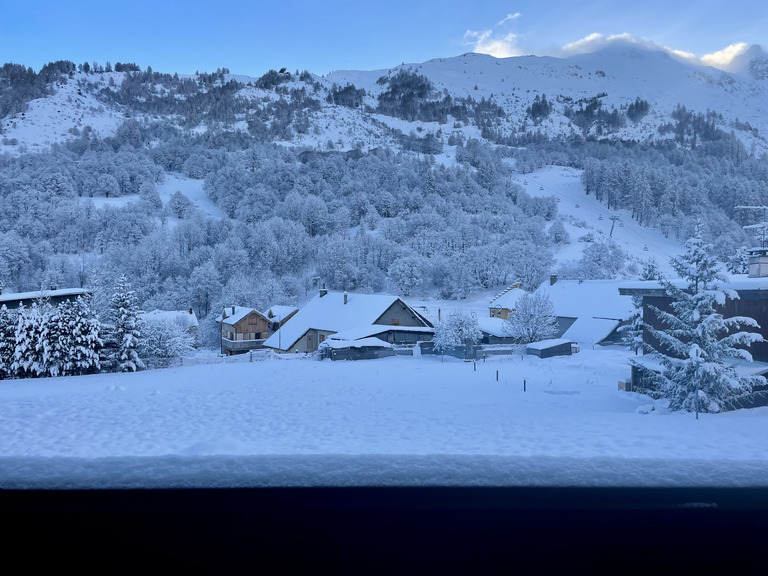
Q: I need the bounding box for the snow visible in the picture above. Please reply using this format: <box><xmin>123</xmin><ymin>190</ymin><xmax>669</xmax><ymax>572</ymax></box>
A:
<box><xmin>323</xmin><ymin>337</ymin><xmax>392</xmax><ymax>349</ymax></box>
<box><xmin>157</xmin><ymin>173</ymin><xmax>225</xmax><ymax>220</ymax></box>
<box><xmin>526</xmin><ymin>338</ymin><xmax>572</xmax><ymax>351</ymax></box>
<box><xmin>522</xmin><ymin>165</ymin><xmax>685</xmax><ymax>273</ymax></box>
<box><xmin>0</xmin><ymin>288</ymin><xmax>91</xmax><ymax>306</ymax></box>
<box><xmin>141</xmin><ymin>309</ymin><xmax>198</xmax><ymax>329</ymax></box>
<box><xmin>477</xmin><ymin>316</ymin><xmax>508</xmax><ymax>337</ymax></box>
<box><xmin>2</xmin><ymin>348</ymin><xmax>768</xmax><ymax>488</ymax></box>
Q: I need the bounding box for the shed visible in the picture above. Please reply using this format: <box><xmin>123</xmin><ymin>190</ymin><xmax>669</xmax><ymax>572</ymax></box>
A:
<box><xmin>526</xmin><ymin>338</ymin><xmax>573</xmax><ymax>358</ymax></box>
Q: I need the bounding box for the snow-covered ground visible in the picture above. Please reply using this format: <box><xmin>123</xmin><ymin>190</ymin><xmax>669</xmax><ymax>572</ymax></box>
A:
<box><xmin>2</xmin><ymin>348</ymin><xmax>767</xmax><ymax>488</ymax></box>
<box><xmin>523</xmin><ymin>165</ymin><xmax>684</xmax><ymax>273</ymax></box>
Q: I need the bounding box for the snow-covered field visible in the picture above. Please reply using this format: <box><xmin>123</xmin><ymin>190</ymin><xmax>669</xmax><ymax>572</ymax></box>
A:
<box><xmin>2</xmin><ymin>348</ymin><xmax>767</xmax><ymax>488</ymax></box>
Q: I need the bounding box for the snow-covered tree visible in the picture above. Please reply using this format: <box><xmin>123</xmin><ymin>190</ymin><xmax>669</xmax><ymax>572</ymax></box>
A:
<box><xmin>504</xmin><ymin>290</ymin><xmax>558</xmax><ymax>344</ymax></box>
<box><xmin>53</xmin><ymin>297</ymin><xmax>102</xmax><ymax>376</ymax></box>
<box><xmin>639</xmin><ymin>231</ymin><xmax>765</xmax><ymax>416</ymax></box>
<box><xmin>0</xmin><ymin>305</ymin><xmax>16</xmax><ymax>379</ymax></box>
<box><xmin>11</xmin><ymin>303</ymin><xmax>47</xmax><ymax>378</ymax></box>
<box><xmin>107</xmin><ymin>276</ymin><xmax>145</xmax><ymax>372</ymax></box>
<box><xmin>432</xmin><ymin>311</ymin><xmax>482</xmax><ymax>355</ymax></box>
<box><xmin>140</xmin><ymin>317</ymin><xmax>194</xmax><ymax>368</ymax></box>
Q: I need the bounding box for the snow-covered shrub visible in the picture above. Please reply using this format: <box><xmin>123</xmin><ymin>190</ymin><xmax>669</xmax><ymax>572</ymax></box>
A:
<box><xmin>504</xmin><ymin>291</ymin><xmax>558</xmax><ymax>344</ymax></box>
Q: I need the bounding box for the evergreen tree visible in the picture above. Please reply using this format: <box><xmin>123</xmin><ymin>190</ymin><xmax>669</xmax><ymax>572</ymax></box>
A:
<box><xmin>12</xmin><ymin>303</ymin><xmax>47</xmax><ymax>378</ymax></box>
<box><xmin>504</xmin><ymin>291</ymin><xmax>558</xmax><ymax>343</ymax></box>
<box><xmin>639</xmin><ymin>230</ymin><xmax>764</xmax><ymax>416</ymax></box>
<box><xmin>107</xmin><ymin>276</ymin><xmax>145</xmax><ymax>372</ymax></box>
<box><xmin>57</xmin><ymin>297</ymin><xmax>102</xmax><ymax>376</ymax></box>
<box><xmin>0</xmin><ymin>305</ymin><xmax>16</xmax><ymax>379</ymax></box>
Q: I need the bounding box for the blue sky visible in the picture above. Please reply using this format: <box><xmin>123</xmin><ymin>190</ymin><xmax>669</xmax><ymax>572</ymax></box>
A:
<box><xmin>1</xmin><ymin>1</ymin><xmax>765</xmax><ymax>76</ymax></box>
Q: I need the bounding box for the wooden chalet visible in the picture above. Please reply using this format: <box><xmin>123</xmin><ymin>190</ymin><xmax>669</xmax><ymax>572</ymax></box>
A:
<box><xmin>216</xmin><ymin>306</ymin><xmax>271</xmax><ymax>355</ymax></box>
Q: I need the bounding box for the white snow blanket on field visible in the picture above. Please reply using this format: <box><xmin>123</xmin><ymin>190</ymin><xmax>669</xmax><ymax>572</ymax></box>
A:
<box><xmin>1</xmin><ymin>349</ymin><xmax>767</xmax><ymax>488</ymax></box>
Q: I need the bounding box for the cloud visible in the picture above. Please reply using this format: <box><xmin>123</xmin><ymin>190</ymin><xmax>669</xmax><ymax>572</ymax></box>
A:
<box><xmin>498</xmin><ymin>13</ymin><xmax>521</xmax><ymax>26</ymax></box>
<box><xmin>700</xmin><ymin>43</ymin><xmax>749</xmax><ymax>70</ymax></box>
<box><xmin>464</xmin><ymin>13</ymin><xmax>523</xmax><ymax>58</ymax></box>
<box><xmin>463</xmin><ymin>30</ymin><xmax>522</xmax><ymax>58</ymax></box>
<box><xmin>558</xmin><ymin>33</ymin><xmax>749</xmax><ymax>71</ymax></box>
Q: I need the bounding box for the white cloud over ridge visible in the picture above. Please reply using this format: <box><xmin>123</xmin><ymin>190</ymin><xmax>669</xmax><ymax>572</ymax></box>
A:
<box><xmin>464</xmin><ymin>15</ymin><xmax>756</xmax><ymax>72</ymax></box>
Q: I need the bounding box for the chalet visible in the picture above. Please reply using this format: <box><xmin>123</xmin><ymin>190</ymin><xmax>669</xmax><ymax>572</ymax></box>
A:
<box><xmin>216</xmin><ymin>306</ymin><xmax>270</xmax><ymax>355</ymax></box>
<box><xmin>263</xmin><ymin>290</ymin><xmax>433</xmax><ymax>353</ymax></box>
<box><xmin>488</xmin><ymin>282</ymin><xmax>526</xmax><ymax>320</ymax></box>
<box><xmin>0</xmin><ymin>287</ymin><xmax>93</xmax><ymax>310</ymax></box>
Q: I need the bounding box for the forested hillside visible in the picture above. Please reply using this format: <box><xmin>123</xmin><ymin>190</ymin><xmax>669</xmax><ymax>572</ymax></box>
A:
<box><xmin>1</xmin><ymin>48</ymin><xmax>767</xmax><ymax>347</ymax></box>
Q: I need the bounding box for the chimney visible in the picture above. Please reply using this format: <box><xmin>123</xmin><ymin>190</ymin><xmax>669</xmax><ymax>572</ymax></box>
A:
<box><xmin>550</xmin><ymin>274</ymin><xmax>558</xmax><ymax>286</ymax></box>
<box><xmin>438</xmin><ymin>308</ymin><xmax>441</xmax><ymax>321</ymax></box>
<box><xmin>319</xmin><ymin>283</ymin><xmax>328</xmax><ymax>298</ymax></box>
<box><xmin>343</xmin><ymin>291</ymin><xmax>348</xmax><ymax>305</ymax></box>
<box><xmin>189</xmin><ymin>308</ymin><xmax>193</xmax><ymax>315</ymax></box>
<box><xmin>231</xmin><ymin>305</ymin><xmax>236</xmax><ymax>315</ymax></box>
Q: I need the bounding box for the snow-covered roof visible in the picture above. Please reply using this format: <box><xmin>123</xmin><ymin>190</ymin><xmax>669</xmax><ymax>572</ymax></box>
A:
<box><xmin>542</xmin><ymin>279</ymin><xmax>635</xmax><ymax>320</ymax></box>
<box><xmin>477</xmin><ymin>317</ymin><xmax>510</xmax><ymax>338</ymax></box>
<box><xmin>562</xmin><ymin>317</ymin><xmax>620</xmax><ymax>346</ymax></box>
<box><xmin>329</xmin><ymin>325</ymin><xmax>435</xmax><ymax>342</ymax></box>
<box><xmin>264</xmin><ymin>291</ymin><xmax>427</xmax><ymax>351</ymax></box>
<box><xmin>141</xmin><ymin>309</ymin><xmax>198</xmax><ymax>329</ymax></box>
<box><xmin>526</xmin><ymin>338</ymin><xmax>572</xmax><ymax>351</ymax></box>
<box><xmin>216</xmin><ymin>306</ymin><xmax>262</xmax><ymax>325</ymax></box>
<box><xmin>0</xmin><ymin>287</ymin><xmax>92</xmax><ymax>305</ymax></box>
<box><xmin>323</xmin><ymin>337</ymin><xmax>393</xmax><ymax>350</ymax></box>
<box><xmin>263</xmin><ymin>305</ymin><xmax>298</xmax><ymax>320</ymax></box>
<box><xmin>489</xmin><ymin>286</ymin><xmax>527</xmax><ymax>309</ymax></box>
<box><xmin>620</xmin><ymin>274</ymin><xmax>768</xmax><ymax>293</ymax></box>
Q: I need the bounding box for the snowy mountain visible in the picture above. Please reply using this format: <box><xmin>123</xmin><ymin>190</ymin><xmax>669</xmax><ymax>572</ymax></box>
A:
<box><xmin>2</xmin><ymin>44</ymin><xmax>767</xmax><ymax>155</ymax></box>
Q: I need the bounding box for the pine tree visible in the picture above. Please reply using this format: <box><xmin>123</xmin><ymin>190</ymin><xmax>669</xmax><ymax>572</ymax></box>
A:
<box><xmin>504</xmin><ymin>291</ymin><xmax>558</xmax><ymax>344</ymax></box>
<box><xmin>639</xmin><ymin>230</ymin><xmax>765</xmax><ymax>416</ymax></box>
<box><xmin>107</xmin><ymin>276</ymin><xmax>145</xmax><ymax>372</ymax></box>
<box><xmin>0</xmin><ymin>305</ymin><xmax>16</xmax><ymax>379</ymax></box>
<box><xmin>57</xmin><ymin>297</ymin><xmax>102</xmax><ymax>376</ymax></box>
<box><xmin>12</xmin><ymin>303</ymin><xmax>47</xmax><ymax>378</ymax></box>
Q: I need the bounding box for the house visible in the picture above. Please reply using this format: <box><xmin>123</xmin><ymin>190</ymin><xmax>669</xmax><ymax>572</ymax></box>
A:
<box><xmin>539</xmin><ymin>278</ymin><xmax>635</xmax><ymax>347</ymax></box>
<box><xmin>263</xmin><ymin>305</ymin><xmax>299</xmax><ymax>332</ymax></box>
<box><xmin>488</xmin><ymin>282</ymin><xmax>526</xmax><ymax>320</ymax></box>
<box><xmin>0</xmin><ymin>287</ymin><xmax>93</xmax><ymax>310</ymax></box>
<box><xmin>216</xmin><ymin>306</ymin><xmax>271</xmax><ymax>355</ymax></box>
<box><xmin>263</xmin><ymin>290</ymin><xmax>433</xmax><ymax>353</ymax></box>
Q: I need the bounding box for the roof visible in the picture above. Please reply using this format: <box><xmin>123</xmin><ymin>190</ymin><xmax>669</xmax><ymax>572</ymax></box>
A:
<box><xmin>541</xmin><ymin>279</ymin><xmax>635</xmax><ymax>320</ymax></box>
<box><xmin>477</xmin><ymin>317</ymin><xmax>510</xmax><ymax>338</ymax></box>
<box><xmin>620</xmin><ymin>274</ymin><xmax>768</xmax><ymax>296</ymax></box>
<box><xmin>0</xmin><ymin>287</ymin><xmax>92</xmax><ymax>305</ymax></box>
<box><xmin>141</xmin><ymin>309</ymin><xmax>199</xmax><ymax>329</ymax></box>
<box><xmin>263</xmin><ymin>291</ymin><xmax>429</xmax><ymax>351</ymax></box>
<box><xmin>263</xmin><ymin>305</ymin><xmax>298</xmax><ymax>320</ymax></box>
<box><xmin>216</xmin><ymin>306</ymin><xmax>265</xmax><ymax>325</ymax></box>
<box><xmin>562</xmin><ymin>317</ymin><xmax>621</xmax><ymax>345</ymax></box>
<box><xmin>526</xmin><ymin>338</ymin><xmax>572</xmax><ymax>351</ymax></box>
<box><xmin>329</xmin><ymin>324</ymin><xmax>435</xmax><ymax>342</ymax></box>
<box><xmin>323</xmin><ymin>337</ymin><xmax>393</xmax><ymax>350</ymax></box>
<box><xmin>490</xmin><ymin>286</ymin><xmax>527</xmax><ymax>309</ymax></box>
